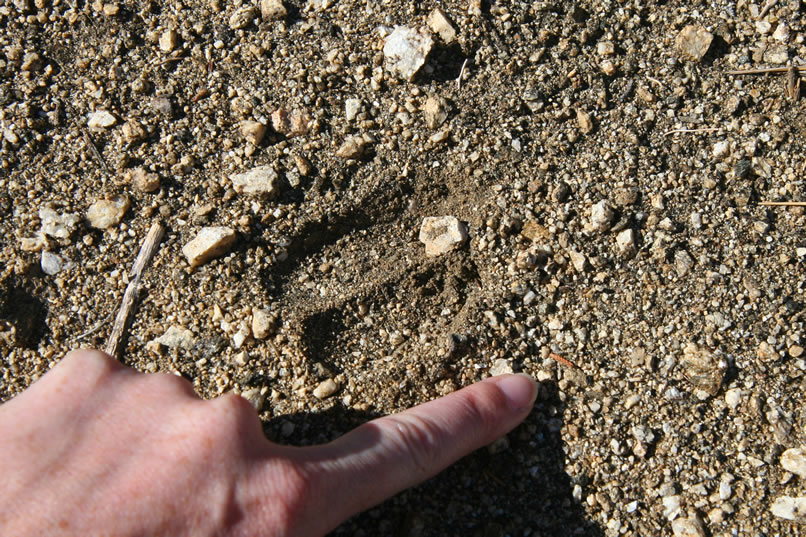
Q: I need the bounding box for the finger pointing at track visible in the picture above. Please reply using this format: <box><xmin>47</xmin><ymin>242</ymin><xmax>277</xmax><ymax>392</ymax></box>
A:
<box><xmin>288</xmin><ymin>374</ymin><xmax>538</xmax><ymax>536</ymax></box>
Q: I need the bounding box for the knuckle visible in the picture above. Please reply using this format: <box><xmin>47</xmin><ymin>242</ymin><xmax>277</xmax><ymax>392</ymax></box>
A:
<box><xmin>55</xmin><ymin>349</ymin><xmax>125</xmax><ymax>391</ymax></box>
<box><xmin>459</xmin><ymin>382</ymin><xmax>510</xmax><ymax>431</ymax></box>
<box><xmin>62</xmin><ymin>349</ymin><xmax>120</xmax><ymax>374</ymax></box>
<box><xmin>208</xmin><ymin>392</ymin><xmax>263</xmax><ymax>437</ymax></box>
<box><xmin>147</xmin><ymin>372</ymin><xmax>198</xmax><ymax>398</ymax></box>
<box><xmin>384</xmin><ymin>415</ymin><xmax>443</xmax><ymax>476</ymax></box>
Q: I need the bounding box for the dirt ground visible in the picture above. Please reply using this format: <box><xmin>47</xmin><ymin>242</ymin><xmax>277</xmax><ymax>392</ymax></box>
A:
<box><xmin>2</xmin><ymin>0</ymin><xmax>806</xmax><ymax>535</ymax></box>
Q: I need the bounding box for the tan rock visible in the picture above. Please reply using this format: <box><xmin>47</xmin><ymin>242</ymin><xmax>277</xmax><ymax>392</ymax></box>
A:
<box><xmin>130</xmin><ymin>168</ymin><xmax>160</xmax><ymax>193</ymax></box>
<box><xmin>419</xmin><ymin>216</ymin><xmax>468</xmax><ymax>256</ymax></box>
<box><xmin>336</xmin><ymin>137</ymin><xmax>366</xmax><ymax>159</ymax></box>
<box><xmin>182</xmin><ymin>227</ymin><xmax>237</xmax><ymax>268</ymax></box>
<box><xmin>427</xmin><ymin>8</ymin><xmax>457</xmax><ymax>43</ymax></box>
<box><xmin>87</xmin><ymin>195</ymin><xmax>130</xmax><ymax>229</ymax></box>
<box><xmin>781</xmin><ymin>447</ymin><xmax>806</xmax><ymax>478</ymax></box>
<box><xmin>576</xmin><ymin>109</ymin><xmax>594</xmax><ymax>133</ymax></box>
<box><xmin>423</xmin><ymin>95</ymin><xmax>450</xmax><ymax>129</ymax></box>
<box><xmin>676</xmin><ymin>25</ymin><xmax>713</xmax><ymax>61</ymax></box>
<box><xmin>229</xmin><ymin>6</ymin><xmax>258</xmax><ymax>29</ymax></box>
<box><xmin>159</xmin><ymin>29</ymin><xmax>178</xmax><ymax>53</ymax></box>
<box><xmin>251</xmin><ymin>308</ymin><xmax>276</xmax><ymax>339</ymax></box>
<box><xmin>240</xmin><ymin>120</ymin><xmax>267</xmax><ymax>145</ymax></box>
<box><xmin>261</xmin><ymin>0</ymin><xmax>286</xmax><ymax>20</ymax></box>
<box><xmin>230</xmin><ymin>166</ymin><xmax>281</xmax><ymax>197</ymax></box>
<box><xmin>313</xmin><ymin>378</ymin><xmax>339</xmax><ymax>399</ymax></box>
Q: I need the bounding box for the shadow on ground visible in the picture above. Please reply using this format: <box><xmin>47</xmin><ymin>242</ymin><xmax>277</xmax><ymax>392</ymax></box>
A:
<box><xmin>265</xmin><ymin>381</ymin><xmax>602</xmax><ymax>537</ymax></box>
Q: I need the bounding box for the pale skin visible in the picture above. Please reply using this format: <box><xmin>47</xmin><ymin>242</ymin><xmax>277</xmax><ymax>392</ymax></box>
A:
<box><xmin>0</xmin><ymin>349</ymin><xmax>538</xmax><ymax>536</ymax></box>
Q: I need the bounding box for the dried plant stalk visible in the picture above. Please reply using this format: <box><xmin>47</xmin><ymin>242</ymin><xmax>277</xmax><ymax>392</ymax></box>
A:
<box><xmin>105</xmin><ymin>222</ymin><xmax>165</xmax><ymax>359</ymax></box>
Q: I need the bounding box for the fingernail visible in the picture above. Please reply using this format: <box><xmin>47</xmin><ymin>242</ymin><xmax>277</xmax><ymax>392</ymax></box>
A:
<box><xmin>492</xmin><ymin>374</ymin><xmax>538</xmax><ymax>411</ymax></box>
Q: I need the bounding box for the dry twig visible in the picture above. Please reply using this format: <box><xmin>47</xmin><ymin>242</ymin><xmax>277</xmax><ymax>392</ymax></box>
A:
<box><xmin>727</xmin><ymin>65</ymin><xmax>806</xmax><ymax>75</ymax></box>
<box><xmin>74</xmin><ymin>314</ymin><xmax>111</xmax><ymax>342</ymax></box>
<box><xmin>757</xmin><ymin>0</ymin><xmax>778</xmax><ymax>19</ymax></box>
<box><xmin>759</xmin><ymin>201</ymin><xmax>806</xmax><ymax>207</ymax></box>
<box><xmin>549</xmin><ymin>352</ymin><xmax>578</xmax><ymax>369</ymax></box>
<box><xmin>786</xmin><ymin>66</ymin><xmax>801</xmax><ymax>100</ymax></box>
<box><xmin>105</xmin><ymin>222</ymin><xmax>165</xmax><ymax>359</ymax></box>
<box><xmin>81</xmin><ymin>129</ymin><xmax>110</xmax><ymax>176</ymax></box>
<box><xmin>457</xmin><ymin>58</ymin><xmax>469</xmax><ymax>91</ymax></box>
<box><xmin>663</xmin><ymin>127</ymin><xmax>723</xmax><ymax>136</ymax></box>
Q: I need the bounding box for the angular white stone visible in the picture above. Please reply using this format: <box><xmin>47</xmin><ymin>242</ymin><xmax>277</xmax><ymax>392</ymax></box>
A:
<box><xmin>240</xmin><ymin>120</ymin><xmax>267</xmax><ymax>145</ymax></box>
<box><xmin>676</xmin><ymin>25</ymin><xmax>713</xmax><ymax>61</ymax></box>
<box><xmin>39</xmin><ymin>207</ymin><xmax>79</xmax><ymax>239</ymax></box>
<box><xmin>251</xmin><ymin>309</ymin><xmax>275</xmax><ymax>340</ymax></box>
<box><xmin>771</xmin><ymin>496</ymin><xmax>806</xmax><ymax>522</ymax></box>
<box><xmin>229</xmin><ymin>6</ymin><xmax>257</xmax><ymax>29</ymax></box>
<box><xmin>240</xmin><ymin>387</ymin><xmax>266</xmax><ymax>411</ymax></box>
<box><xmin>383</xmin><ymin>26</ymin><xmax>433</xmax><ymax>81</ymax></box>
<box><xmin>87</xmin><ymin>110</ymin><xmax>117</xmax><ymax>129</ymax></box>
<box><xmin>261</xmin><ymin>0</ymin><xmax>286</xmax><ymax>20</ymax></box>
<box><xmin>591</xmin><ymin>200</ymin><xmax>614</xmax><ymax>232</ymax></box>
<box><xmin>724</xmin><ymin>387</ymin><xmax>743</xmax><ymax>409</ymax></box>
<box><xmin>489</xmin><ymin>358</ymin><xmax>514</xmax><ymax>376</ymax></box>
<box><xmin>230</xmin><ymin>166</ymin><xmax>281</xmax><ymax>198</ymax></box>
<box><xmin>87</xmin><ymin>195</ymin><xmax>130</xmax><ymax>229</ymax></box>
<box><xmin>671</xmin><ymin>516</ymin><xmax>706</xmax><ymax>537</ymax></box>
<box><xmin>713</xmin><ymin>140</ymin><xmax>730</xmax><ymax>159</ymax></box>
<box><xmin>419</xmin><ymin>216</ymin><xmax>468</xmax><ymax>256</ymax></box>
<box><xmin>569</xmin><ymin>249</ymin><xmax>587</xmax><ymax>272</ymax></box>
<box><xmin>616</xmin><ymin>229</ymin><xmax>636</xmax><ymax>255</ymax></box>
<box><xmin>427</xmin><ymin>8</ymin><xmax>457</xmax><ymax>43</ymax></box>
<box><xmin>159</xmin><ymin>29</ymin><xmax>178</xmax><ymax>52</ymax></box>
<box><xmin>345</xmin><ymin>98</ymin><xmax>362</xmax><ymax>121</ymax></box>
<box><xmin>154</xmin><ymin>326</ymin><xmax>195</xmax><ymax>350</ymax></box>
<box><xmin>182</xmin><ymin>227</ymin><xmax>237</xmax><ymax>268</ymax></box>
<box><xmin>781</xmin><ymin>447</ymin><xmax>806</xmax><ymax>478</ymax></box>
<box><xmin>41</xmin><ymin>251</ymin><xmax>63</xmax><ymax>276</ymax></box>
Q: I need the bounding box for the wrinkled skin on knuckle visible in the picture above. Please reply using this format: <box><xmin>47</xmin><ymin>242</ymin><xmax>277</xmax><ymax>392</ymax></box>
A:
<box><xmin>195</xmin><ymin>393</ymin><xmax>266</xmax><ymax>453</ymax></box>
<box><xmin>144</xmin><ymin>371</ymin><xmax>199</xmax><ymax>400</ymax></box>
<box><xmin>382</xmin><ymin>414</ymin><xmax>445</xmax><ymax>478</ymax></box>
<box><xmin>56</xmin><ymin>350</ymin><xmax>124</xmax><ymax>389</ymax></box>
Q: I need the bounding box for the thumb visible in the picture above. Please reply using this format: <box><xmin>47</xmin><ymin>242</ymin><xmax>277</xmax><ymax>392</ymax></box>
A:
<box><xmin>292</xmin><ymin>374</ymin><xmax>538</xmax><ymax>535</ymax></box>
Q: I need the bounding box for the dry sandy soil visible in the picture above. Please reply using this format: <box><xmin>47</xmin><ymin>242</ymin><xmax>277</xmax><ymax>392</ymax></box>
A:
<box><xmin>2</xmin><ymin>0</ymin><xmax>806</xmax><ymax>535</ymax></box>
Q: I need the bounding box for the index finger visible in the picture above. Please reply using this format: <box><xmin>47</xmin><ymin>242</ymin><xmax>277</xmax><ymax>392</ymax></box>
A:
<box><xmin>283</xmin><ymin>374</ymin><xmax>538</xmax><ymax>536</ymax></box>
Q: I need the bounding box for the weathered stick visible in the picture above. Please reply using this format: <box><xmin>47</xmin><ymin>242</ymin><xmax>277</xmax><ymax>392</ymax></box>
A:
<box><xmin>663</xmin><ymin>127</ymin><xmax>723</xmax><ymax>136</ymax></box>
<box><xmin>727</xmin><ymin>65</ymin><xmax>806</xmax><ymax>75</ymax></box>
<box><xmin>757</xmin><ymin>0</ymin><xmax>778</xmax><ymax>19</ymax></box>
<box><xmin>105</xmin><ymin>221</ymin><xmax>165</xmax><ymax>359</ymax></box>
<box><xmin>457</xmin><ymin>58</ymin><xmax>469</xmax><ymax>91</ymax></box>
<box><xmin>759</xmin><ymin>201</ymin><xmax>806</xmax><ymax>207</ymax></box>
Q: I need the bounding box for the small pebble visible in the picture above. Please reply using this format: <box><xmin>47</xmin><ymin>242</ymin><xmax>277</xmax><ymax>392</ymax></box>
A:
<box><xmin>313</xmin><ymin>378</ymin><xmax>339</xmax><ymax>399</ymax></box>
<box><xmin>40</xmin><ymin>251</ymin><xmax>63</xmax><ymax>276</ymax></box>
<box><xmin>771</xmin><ymin>496</ymin><xmax>806</xmax><ymax>523</ymax></box>
<box><xmin>230</xmin><ymin>166</ymin><xmax>281</xmax><ymax>198</ymax></box>
<box><xmin>427</xmin><ymin>8</ymin><xmax>457</xmax><ymax>43</ymax></box>
<box><xmin>419</xmin><ymin>216</ymin><xmax>468</xmax><ymax>256</ymax></box>
<box><xmin>87</xmin><ymin>110</ymin><xmax>117</xmax><ymax>129</ymax></box>
<box><xmin>86</xmin><ymin>195</ymin><xmax>130</xmax><ymax>229</ymax></box>
<box><xmin>261</xmin><ymin>0</ymin><xmax>286</xmax><ymax>20</ymax></box>
<box><xmin>182</xmin><ymin>227</ymin><xmax>237</xmax><ymax>268</ymax></box>
<box><xmin>781</xmin><ymin>447</ymin><xmax>806</xmax><ymax>478</ymax></box>
<box><xmin>676</xmin><ymin>25</ymin><xmax>713</xmax><ymax>61</ymax></box>
<box><xmin>383</xmin><ymin>26</ymin><xmax>434</xmax><ymax>81</ymax></box>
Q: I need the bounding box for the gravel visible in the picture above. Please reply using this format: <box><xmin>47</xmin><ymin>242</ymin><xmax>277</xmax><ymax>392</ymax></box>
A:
<box><xmin>2</xmin><ymin>0</ymin><xmax>806</xmax><ymax>534</ymax></box>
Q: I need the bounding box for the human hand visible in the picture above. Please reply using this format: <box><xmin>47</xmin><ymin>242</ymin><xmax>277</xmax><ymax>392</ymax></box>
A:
<box><xmin>0</xmin><ymin>349</ymin><xmax>537</xmax><ymax>536</ymax></box>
